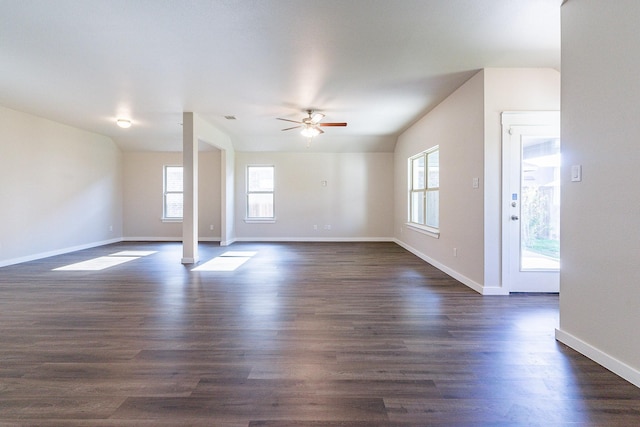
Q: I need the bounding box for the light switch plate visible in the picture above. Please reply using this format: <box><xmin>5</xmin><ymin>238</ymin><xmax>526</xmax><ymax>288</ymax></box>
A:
<box><xmin>571</xmin><ymin>165</ymin><xmax>582</xmax><ymax>182</ymax></box>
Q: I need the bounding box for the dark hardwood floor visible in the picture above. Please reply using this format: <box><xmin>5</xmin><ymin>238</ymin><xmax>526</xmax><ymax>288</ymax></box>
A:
<box><xmin>0</xmin><ymin>241</ymin><xmax>639</xmax><ymax>426</ymax></box>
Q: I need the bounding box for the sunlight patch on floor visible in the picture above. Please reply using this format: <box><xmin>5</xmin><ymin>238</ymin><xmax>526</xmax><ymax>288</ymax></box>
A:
<box><xmin>192</xmin><ymin>251</ymin><xmax>257</xmax><ymax>272</ymax></box>
<box><xmin>220</xmin><ymin>251</ymin><xmax>258</xmax><ymax>257</ymax></box>
<box><xmin>53</xmin><ymin>251</ymin><xmax>157</xmax><ymax>271</ymax></box>
<box><xmin>110</xmin><ymin>250</ymin><xmax>158</xmax><ymax>257</ymax></box>
<box><xmin>53</xmin><ymin>256</ymin><xmax>138</xmax><ymax>271</ymax></box>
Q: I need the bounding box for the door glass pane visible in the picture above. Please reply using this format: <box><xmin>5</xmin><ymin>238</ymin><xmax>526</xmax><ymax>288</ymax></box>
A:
<box><xmin>520</xmin><ymin>136</ymin><xmax>560</xmax><ymax>270</ymax></box>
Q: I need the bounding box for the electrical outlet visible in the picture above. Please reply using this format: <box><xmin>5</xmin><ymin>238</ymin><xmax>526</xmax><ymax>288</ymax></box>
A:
<box><xmin>324</xmin><ymin>225</ymin><xmax>331</xmax><ymax>230</ymax></box>
<box><xmin>453</xmin><ymin>248</ymin><xmax>458</xmax><ymax>257</ymax></box>
<box><xmin>314</xmin><ymin>225</ymin><xmax>318</xmax><ymax>230</ymax></box>
<box><xmin>209</xmin><ymin>224</ymin><xmax>214</xmax><ymax>230</ymax></box>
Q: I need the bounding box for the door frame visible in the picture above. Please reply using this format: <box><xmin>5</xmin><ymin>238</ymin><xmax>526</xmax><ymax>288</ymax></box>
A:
<box><xmin>501</xmin><ymin>111</ymin><xmax>560</xmax><ymax>293</ymax></box>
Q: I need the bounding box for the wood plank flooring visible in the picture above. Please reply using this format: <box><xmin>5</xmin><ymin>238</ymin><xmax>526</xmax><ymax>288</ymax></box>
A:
<box><xmin>0</xmin><ymin>241</ymin><xmax>639</xmax><ymax>425</ymax></box>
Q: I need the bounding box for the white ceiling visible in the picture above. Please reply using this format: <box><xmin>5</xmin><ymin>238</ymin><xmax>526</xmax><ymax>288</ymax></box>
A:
<box><xmin>0</xmin><ymin>0</ymin><xmax>561</xmax><ymax>153</ymax></box>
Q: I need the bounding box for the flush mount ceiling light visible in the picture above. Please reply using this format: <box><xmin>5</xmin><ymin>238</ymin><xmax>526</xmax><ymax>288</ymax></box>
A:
<box><xmin>116</xmin><ymin>118</ymin><xmax>132</xmax><ymax>128</ymax></box>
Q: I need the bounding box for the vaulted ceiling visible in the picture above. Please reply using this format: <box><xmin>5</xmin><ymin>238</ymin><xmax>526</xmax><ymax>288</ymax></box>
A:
<box><xmin>0</xmin><ymin>0</ymin><xmax>561</xmax><ymax>152</ymax></box>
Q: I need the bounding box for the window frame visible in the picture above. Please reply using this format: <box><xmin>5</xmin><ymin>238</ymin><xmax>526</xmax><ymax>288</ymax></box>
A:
<box><xmin>407</xmin><ymin>146</ymin><xmax>440</xmax><ymax>238</ymax></box>
<box><xmin>245</xmin><ymin>165</ymin><xmax>276</xmax><ymax>223</ymax></box>
<box><xmin>162</xmin><ymin>165</ymin><xmax>183</xmax><ymax>222</ymax></box>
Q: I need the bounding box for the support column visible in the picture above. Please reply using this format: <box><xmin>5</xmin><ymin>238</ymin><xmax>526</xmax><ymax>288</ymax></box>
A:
<box><xmin>182</xmin><ymin>112</ymin><xmax>198</xmax><ymax>264</ymax></box>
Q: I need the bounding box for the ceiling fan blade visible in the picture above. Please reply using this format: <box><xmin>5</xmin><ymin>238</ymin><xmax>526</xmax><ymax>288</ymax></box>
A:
<box><xmin>318</xmin><ymin>122</ymin><xmax>347</xmax><ymax>127</ymax></box>
<box><xmin>281</xmin><ymin>125</ymin><xmax>301</xmax><ymax>131</ymax></box>
<box><xmin>310</xmin><ymin>112</ymin><xmax>325</xmax><ymax>124</ymax></box>
<box><xmin>276</xmin><ymin>118</ymin><xmax>303</xmax><ymax>124</ymax></box>
<box><xmin>317</xmin><ymin>127</ymin><xmax>325</xmax><ymax>134</ymax></box>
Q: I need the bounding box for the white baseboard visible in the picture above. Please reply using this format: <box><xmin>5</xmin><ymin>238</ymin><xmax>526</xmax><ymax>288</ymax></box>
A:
<box><xmin>481</xmin><ymin>286</ymin><xmax>509</xmax><ymax>295</ymax></box>
<box><xmin>393</xmin><ymin>239</ymin><xmax>507</xmax><ymax>295</ymax></box>
<box><xmin>124</xmin><ymin>236</ymin><xmax>187</xmax><ymax>242</ymax></box>
<box><xmin>123</xmin><ymin>236</ymin><xmax>393</xmax><ymax>245</ymax></box>
<box><xmin>233</xmin><ymin>237</ymin><xmax>395</xmax><ymax>243</ymax></box>
<box><xmin>0</xmin><ymin>238</ymin><xmax>123</xmax><ymax>268</ymax></box>
<box><xmin>220</xmin><ymin>238</ymin><xmax>236</xmax><ymax>247</ymax></box>
<box><xmin>555</xmin><ymin>328</ymin><xmax>640</xmax><ymax>388</ymax></box>
<box><xmin>122</xmin><ymin>237</ymin><xmax>221</xmax><ymax>243</ymax></box>
<box><xmin>123</xmin><ymin>236</ymin><xmax>181</xmax><ymax>242</ymax></box>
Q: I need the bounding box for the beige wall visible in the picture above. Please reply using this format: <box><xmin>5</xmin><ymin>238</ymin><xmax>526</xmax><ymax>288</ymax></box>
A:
<box><xmin>191</xmin><ymin>113</ymin><xmax>236</xmax><ymax>245</ymax></box>
<box><xmin>483</xmin><ymin>68</ymin><xmax>561</xmax><ymax>290</ymax></box>
<box><xmin>235</xmin><ymin>152</ymin><xmax>394</xmax><ymax>240</ymax></box>
<box><xmin>123</xmin><ymin>151</ymin><xmax>221</xmax><ymax>241</ymax></box>
<box><xmin>394</xmin><ymin>71</ymin><xmax>486</xmax><ymax>288</ymax></box>
<box><xmin>0</xmin><ymin>106</ymin><xmax>122</xmax><ymax>266</ymax></box>
<box><xmin>558</xmin><ymin>0</ymin><xmax>640</xmax><ymax>386</ymax></box>
<box><xmin>393</xmin><ymin>68</ymin><xmax>560</xmax><ymax>294</ymax></box>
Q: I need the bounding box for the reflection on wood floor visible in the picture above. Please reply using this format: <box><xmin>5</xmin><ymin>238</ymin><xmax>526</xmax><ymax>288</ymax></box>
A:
<box><xmin>0</xmin><ymin>241</ymin><xmax>638</xmax><ymax>425</ymax></box>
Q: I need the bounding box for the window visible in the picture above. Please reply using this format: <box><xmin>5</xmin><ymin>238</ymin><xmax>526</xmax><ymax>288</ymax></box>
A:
<box><xmin>409</xmin><ymin>146</ymin><xmax>439</xmax><ymax>232</ymax></box>
<box><xmin>163</xmin><ymin>165</ymin><xmax>183</xmax><ymax>220</ymax></box>
<box><xmin>246</xmin><ymin>165</ymin><xmax>275</xmax><ymax>221</ymax></box>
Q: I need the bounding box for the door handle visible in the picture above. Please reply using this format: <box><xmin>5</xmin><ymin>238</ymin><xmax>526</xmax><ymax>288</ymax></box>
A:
<box><xmin>511</xmin><ymin>215</ymin><xmax>519</xmax><ymax>220</ymax></box>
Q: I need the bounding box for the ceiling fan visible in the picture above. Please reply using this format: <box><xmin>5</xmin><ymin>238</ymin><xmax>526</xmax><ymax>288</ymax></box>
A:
<box><xmin>277</xmin><ymin>110</ymin><xmax>347</xmax><ymax>138</ymax></box>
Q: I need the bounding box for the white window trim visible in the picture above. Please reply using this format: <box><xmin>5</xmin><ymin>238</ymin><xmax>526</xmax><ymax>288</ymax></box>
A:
<box><xmin>163</xmin><ymin>165</ymin><xmax>183</xmax><ymax>221</ymax></box>
<box><xmin>161</xmin><ymin>218</ymin><xmax>183</xmax><ymax>223</ymax></box>
<box><xmin>405</xmin><ymin>222</ymin><xmax>440</xmax><ymax>238</ymax></box>
<box><xmin>244</xmin><ymin>218</ymin><xmax>277</xmax><ymax>224</ymax></box>
<box><xmin>408</xmin><ymin>146</ymin><xmax>439</xmax><ymax>232</ymax></box>
<box><xmin>246</xmin><ymin>165</ymin><xmax>276</xmax><ymax>222</ymax></box>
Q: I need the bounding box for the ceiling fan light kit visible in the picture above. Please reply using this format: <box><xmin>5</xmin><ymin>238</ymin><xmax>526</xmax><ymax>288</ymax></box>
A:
<box><xmin>277</xmin><ymin>110</ymin><xmax>347</xmax><ymax>141</ymax></box>
<box><xmin>301</xmin><ymin>126</ymin><xmax>321</xmax><ymax>138</ymax></box>
<box><xmin>116</xmin><ymin>118</ymin><xmax>132</xmax><ymax>128</ymax></box>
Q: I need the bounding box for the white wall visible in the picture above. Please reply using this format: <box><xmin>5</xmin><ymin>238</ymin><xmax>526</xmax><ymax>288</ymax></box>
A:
<box><xmin>0</xmin><ymin>106</ymin><xmax>122</xmax><ymax>266</ymax></box>
<box><xmin>122</xmin><ymin>151</ymin><xmax>221</xmax><ymax>241</ymax></box>
<box><xmin>393</xmin><ymin>68</ymin><xmax>560</xmax><ymax>294</ymax></box>
<box><xmin>235</xmin><ymin>152</ymin><xmax>394</xmax><ymax>240</ymax></box>
<box><xmin>557</xmin><ymin>0</ymin><xmax>640</xmax><ymax>387</ymax></box>
<box><xmin>394</xmin><ymin>71</ymin><xmax>486</xmax><ymax>289</ymax></box>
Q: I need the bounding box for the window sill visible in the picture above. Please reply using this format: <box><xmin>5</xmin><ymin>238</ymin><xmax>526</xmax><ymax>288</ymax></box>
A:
<box><xmin>405</xmin><ymin>223</ymin><xmax>440</xmax><ymax>239</ymax></box>
<box><xmin>244</xmin><ymin>218</ymin><xmax>277</xmax><ymax>224</ymax></box>
<box><xmin>162</xmin><ymin>218</ymin><xmax>183</xmax><ymax>223</ymax></box>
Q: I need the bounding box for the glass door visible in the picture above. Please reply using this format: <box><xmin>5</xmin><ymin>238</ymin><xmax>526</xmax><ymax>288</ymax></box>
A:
<box><xmin>502</xmin><ymin>112</ymin><xmax>560</xmax><ymax>293</ymax></box>
<box><xmin>520</xmin><ymin>135</ymin><xmax>560</xmax><ymax>271</ymax></box>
